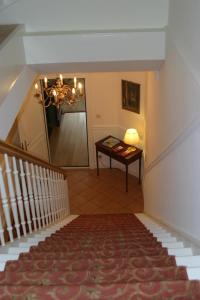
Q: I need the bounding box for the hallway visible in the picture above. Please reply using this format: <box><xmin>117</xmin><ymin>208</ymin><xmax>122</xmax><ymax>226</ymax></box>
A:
<box><xmin>49</xmin><ymin>112</ymin><xmax>88</xmax><ymax>167</ymax></box>
<box><xmin>68</xmin><ymin>168</ymin><xmax>144</xmax><ymax>214</ymax></box>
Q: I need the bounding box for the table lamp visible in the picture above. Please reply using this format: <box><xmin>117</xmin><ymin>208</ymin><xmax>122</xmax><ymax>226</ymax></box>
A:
<box><xmin>124</xmin><ymin>128</ymin><xmax>139</xmax><ymax>146</ymax></box>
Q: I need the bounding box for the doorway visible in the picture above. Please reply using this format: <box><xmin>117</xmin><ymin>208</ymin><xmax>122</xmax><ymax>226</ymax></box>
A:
<box><xmin>44</xmin><ymin>78</ymin><xmax>89</xmax><ymax>167</ymax></box>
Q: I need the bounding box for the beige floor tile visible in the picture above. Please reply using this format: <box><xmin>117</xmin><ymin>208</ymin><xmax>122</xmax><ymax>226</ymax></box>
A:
<box><xmin>67</xmin><ymin>168</ymin><xmax>144</xmax><ymax>214</ymax></box>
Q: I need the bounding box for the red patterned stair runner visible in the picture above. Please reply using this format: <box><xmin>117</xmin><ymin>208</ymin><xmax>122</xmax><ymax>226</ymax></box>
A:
<box><xmin>0</xmin><ymin>214</ymin><xmax>200</xmax><ymax>299</ymax></box>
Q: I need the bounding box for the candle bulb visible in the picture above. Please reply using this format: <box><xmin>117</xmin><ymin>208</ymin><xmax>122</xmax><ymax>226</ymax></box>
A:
<box><xmin>78</xmin><ymin>82</ymin><xmax>82</xmax><ymax>94</ymax></box>
<box><xmin>74</xmin><ymin>77</ymin><xmax>77</xmax><ymax>88</ymax></box>
<box><xmin>44</xmin><ymin>77</ymin><xmax>48</xmax><ymax>88</ymax></box>
<box><xmin>34</xmin><ymin>83</ymin><xmax>38</xmax><ymax>90</ymax></box>
<box><xmin>72</xmin><ymin>88</ymin><xmax>75</xmax><ymax>95</ymax></box>
<box><xmin>59</xmin><ymin>74</ymin><xmax>63</xmax><ymax>85</ymax></box>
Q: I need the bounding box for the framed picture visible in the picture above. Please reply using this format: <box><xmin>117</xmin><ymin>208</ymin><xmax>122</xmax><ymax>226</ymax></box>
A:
<box><xmin>121</xmin><ymin>80</ymin><xmax>140</xmax><ymax>114</ymax></box>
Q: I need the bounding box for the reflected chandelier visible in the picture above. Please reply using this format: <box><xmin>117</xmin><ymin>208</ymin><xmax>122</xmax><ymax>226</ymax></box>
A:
<box><xmin>34</xmin><ymin>75</ymin><xmax>84</xmax><ymax>107</ymax></box>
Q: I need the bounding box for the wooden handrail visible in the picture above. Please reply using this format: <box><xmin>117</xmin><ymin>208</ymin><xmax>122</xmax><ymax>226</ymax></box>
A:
<box><xmin>0</xmin><ymin>139</ymin><xmax>66</xmax><ymax>178</ymax></box>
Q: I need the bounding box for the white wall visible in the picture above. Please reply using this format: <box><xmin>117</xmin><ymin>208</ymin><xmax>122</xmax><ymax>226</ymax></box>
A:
<box><xmin>23</xmin><ymin>31</ymin><xmax>165</xmax><ymax>66</ymax></box>
<box><xmin>0</xmin><ymin>24</ymin><xmax>38</xmax><ymax>140</ymax></box>
<box><xmin>0</xmin><ymin>66</ymin><xmax>37</xmax><ymax>139</ymax></box>
<box><xmin>0</xmin><ymin>0</ymin><xmax>169</xmax><ymax>32</ymax></box>
<box><xmin>144</xmin><ymin>0</ymin><xmax>200</xmax><ymax>241</ymax></box>
<box><xmin>0</xmin><ymin>25</ymin><xmax>26</xmax><ymax>105</ymax></box>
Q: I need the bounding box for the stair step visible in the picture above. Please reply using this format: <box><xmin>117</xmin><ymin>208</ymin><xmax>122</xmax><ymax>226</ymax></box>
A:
<box><xmin>6</xmin><ymin>256</ymin><xmax>177</xmax><ymax>271</ymax></box>
<box><xmin>0</xmin><ymin>254</ymin><xmax>19</xmax><ymax>262</ymax></box>
<box><xmin>8</xmin><ymin>247</ymin><xmax>30</xmax><ymax>255</ymax></box>
<box><xmin>0</xmin><ymin>267</ymin><xmax>188</xmax><ymax>285</ymax></box>
<box><xmin>0</xmin><ymin>281</ymin><xmax>200</xmax><ymax>299</ymax></box>
<box><xmin>162</xmin><ymin>241</ymin><xmax>184</xmax><ymax>248</ymax></box>
<box><xmin>157</xmin><ymin>237</ymin><xmax>177</xmax><ymax>242</ymax></box>
<box><xmin>168</xmin><ymin>248</ymin><xmax>193</xmax><ymax>256</ymax></box>
<box><xmin>187</xmin><ymin>267</ymin><xmax>200</xmax><ymax>280</ymax></box>
<box><xmin>0</xmin><ymin>263</ymin><xmax>6</xmax><ymax>272</ymax></box>
<box><xmin>176</xmin><ymin>255</ymin><xmax>200</xmax><ymax>267</ymax></box>
<box><xmin>28</xmin><ymin>247</ymin><xmax>168</xmax><ymax>258</ymax></box>
<box><xmin>153</xmin><ymin>233</ymin><xmax>172</xmax><ymax>238</ymax></box>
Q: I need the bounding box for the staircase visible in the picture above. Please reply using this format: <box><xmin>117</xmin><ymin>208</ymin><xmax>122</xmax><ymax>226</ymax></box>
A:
<box><xmin>0</xmin><ymin>214</ymin><xmax>200</xmax><ymax>299</ymax></box>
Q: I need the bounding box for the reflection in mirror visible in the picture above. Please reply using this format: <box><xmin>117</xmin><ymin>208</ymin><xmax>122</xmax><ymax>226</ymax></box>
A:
<box><xmin>42</xmin><ymin>78</ymin><xmax>89</xmax><ymax>167</ymax></box>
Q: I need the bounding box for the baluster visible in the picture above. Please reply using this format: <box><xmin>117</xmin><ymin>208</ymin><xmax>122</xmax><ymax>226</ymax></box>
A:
<box><xmin>39</xmin><ymin>167</ymin><xmax>49</xmax><ymax>225</ymax></box>
<box><xmin>59</xmin><ymin>174</ymin><xmax>63</xmax><ymax>218</ymax></box>
<box><xmin>56</xmin><ymin>173</ymin><xmax>62</xmax><ymax>219</ymax></box>
<box><xmin>0</xmin><ymin>213</ymin><xmax>5</xmax><ymax>246</ymax></box>
<box><xmin>60</xmin><ymin>174</ymin><xmax>65</xmax><ymax>217</ymax></box>
<box><xmin>4</xmin><ymin>154</ymin><xmax>21</xmax><ymax>239</ymax></box>
<box><xmin>25</xmin><ymin>162</ymin><xmax>37</xmax><ymax>231</ymax></box>
<box><xmin>13</xmin><ymin>157</ymin><xmax>27</xmax><ymax>236</ymax></box>
<box><xmin>55</xmin><ymin>172</ymin><xmax>62</xmax><ymax>219</ymax></box>
<box><xmin>64</xmin><ymin>178</ymin><xmax>70</xmax><ymax>216</ymax></box>
<box><xmin>35</xmin><ymin>165</ymin><xmax>45</xmax><ymax>227</ymax></box>
<box><xmin>0</xmin><ymin>166</ymin><xmax>13</xmax><ymax>242</ymax></box>
<box><xmin>47</xmin><ymin>169</ymin><xmax>55</xmax><ymax>223</ymax></box>
<box><xmin>50</xmin><ymin>170</ymin><xmax>58</xmax><ymax>221</ymax></box>
<box><xmin>30</xmin><ymin>163</ymin><xmax>41</xmax><ymax>229</ymax></box>
<box><xmin>53</xmin><ymin>171</ymin><xmax>59</xmax><ymax>220</ymax></box>
<box><xmin>43</xmin><ymin>168</ymin><xmax>52</xmax><ymax>224</ymax></box>
<box><xmin>59</xmin><ymin>173</ymin><xmax>64</xmax><ymax>219</ymax></box>
<box><xmin>19</xmin><ymin>159</ymin><xmax>32</xmax><ymax>234</ymax></box>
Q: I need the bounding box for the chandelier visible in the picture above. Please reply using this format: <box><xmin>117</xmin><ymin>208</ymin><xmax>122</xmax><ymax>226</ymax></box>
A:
<box><xmin>34</xmin><ymin>75</ymin><xmax>84</xmax><ymax>107</ymax></box>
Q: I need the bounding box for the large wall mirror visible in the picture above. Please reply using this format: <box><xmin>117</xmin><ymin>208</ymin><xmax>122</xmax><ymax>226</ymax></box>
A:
<box><xmin>43</xmin><ymin>77</ymin><xmax>89</xmax><ymax>167</ymax></box>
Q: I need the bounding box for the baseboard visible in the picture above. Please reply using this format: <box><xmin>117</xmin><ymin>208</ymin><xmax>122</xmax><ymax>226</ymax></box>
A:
<box><xmin>144</xmin><ymin>211</ymin><xmax>200</xmax><ymax>251</ymax></box>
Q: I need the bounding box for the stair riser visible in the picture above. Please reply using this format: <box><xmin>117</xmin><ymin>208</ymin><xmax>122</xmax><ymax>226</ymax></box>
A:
<box><xmin>0</xmin><ymin>267</ymin><xmax>188</xmax><ymax>285</ymax></box>
<box><xmin>1</xmin><ymin>281</ymin><xmax>200</xmax><ymax>299</ymax></box>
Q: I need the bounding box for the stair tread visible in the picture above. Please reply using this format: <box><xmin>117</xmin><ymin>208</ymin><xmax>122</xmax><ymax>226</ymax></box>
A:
<box><xmin>0</xmin><ymin>267</ymin><xmax>188</xmax><ymax>285</ymax></box>
<box><xmin>6</xmin><ymin>256</ymin><xmax>177</xmax><ymax>271</ymax></box>
<box><xmin>0</xmin><ymin>281</ymin><xmax>200</xmax><ymax>299</ymax></box>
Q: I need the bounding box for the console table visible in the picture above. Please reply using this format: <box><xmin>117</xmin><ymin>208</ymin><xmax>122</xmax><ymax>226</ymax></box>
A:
<box><xmin>95</xmin><ymin>135</ymin><xmax>143</xmax><ymax>192</ymax></box>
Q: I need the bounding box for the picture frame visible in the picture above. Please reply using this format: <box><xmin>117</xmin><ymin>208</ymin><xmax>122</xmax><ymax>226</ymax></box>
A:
<box><xmin>121</xmin><ymin>80</ymin><xmax>140</xmax><ymax>114</ymax></box>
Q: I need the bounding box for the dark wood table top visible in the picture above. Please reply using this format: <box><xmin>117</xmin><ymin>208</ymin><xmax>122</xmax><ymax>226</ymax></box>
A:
<box><xmin>95</xmin><ymin>135</ymin><xmax>143</xmax><ymax>165</ymax></box>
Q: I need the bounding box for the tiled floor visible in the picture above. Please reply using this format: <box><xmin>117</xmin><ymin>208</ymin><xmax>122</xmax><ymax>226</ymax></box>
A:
<box><xmin>67</xmin><ymin>168</ymin><xmax>144</xmax><ymax>214</ymax></box>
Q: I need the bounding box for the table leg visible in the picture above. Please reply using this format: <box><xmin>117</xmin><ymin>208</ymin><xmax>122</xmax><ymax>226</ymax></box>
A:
<box><xmin>126</xmin><ymin>165</ymin><xmax>128</xmax><ymax>192</ymax></box>
<box><xmin>96</xmin><ymin>149</ymin><xmax>99</xmax><ymax>176</ymax></box>
<box><xmin>139</xmin><ymin>156</ymin><xmax>141</xmax><ymax>184</ymax></box>
<box><xmin>110</xmin><ymin>156</ymin><xmax>112</xmax><ymax>169</ymax></box>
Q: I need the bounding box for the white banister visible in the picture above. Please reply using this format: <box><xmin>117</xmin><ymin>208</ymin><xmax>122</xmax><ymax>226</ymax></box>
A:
<box><xmin>4</xmin><ymin>154</ymin><xmax>21</xmax><ymax>239</ymax></box>
<box><xmin>0</xmin><ymin>139</ymin><xmax>68</xmax><ymax>249</ymax></box>
<box><xmin>35</xmin><ymin>165</ymin><xmax>45</xmax><ymax>227</ymax></box>
<box><xmin>0</xmin><ymin>166</ymin><xmax>13</xmax><ymax>242</ymax></box>
<box><xmin>19</xmin><ymin>159</ymin><xmax>32</xmax><ymax>234</ymax></box>
<box><xmin>30</xmin><ymin>163</ymin><xmax>41</xmax><ymax>229</ymax></box>
<box><xmin>25</xmin><ymin>161</ymin><xmax>37</xmax><ymax>231</ymax></box>
<box><xmin>0</xmin><ymin>213</ymin><xmax>5</xmax><ymax>246</ymax></box>
<box><xmin>12</xmin><ymin>157</ymin><xmax>27</xmax><ymax>236</ymax></box>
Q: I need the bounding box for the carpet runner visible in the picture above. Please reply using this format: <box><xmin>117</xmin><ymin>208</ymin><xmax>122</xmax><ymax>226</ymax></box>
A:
<box><xmin>0</xmin><ymin>214</ymin><xmax>200</xmax><ymax>299</ymax></box>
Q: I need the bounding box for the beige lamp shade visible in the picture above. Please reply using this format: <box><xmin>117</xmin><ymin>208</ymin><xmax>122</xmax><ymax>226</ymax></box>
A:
<box><xmin>124</xmin><ymin>128</ymin><xmax>139</xmax><ymax>145</ymax></box>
